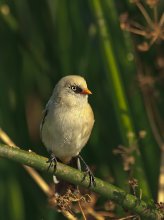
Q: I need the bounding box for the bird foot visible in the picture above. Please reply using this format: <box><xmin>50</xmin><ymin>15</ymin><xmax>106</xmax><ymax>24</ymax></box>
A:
<box><xmin>46</xmin><ymin>153</ymin><xmax>57</xmax><ymax>172</ymax></box>
<box><xmin>77</xmin><ymin>155</ymin><xmax>96</xmax><ymax>188</ymax></box>
<box><xmin>82</xmin><ymin>167</ymin><xmax>96</xmax><ymax>188</ymax></box>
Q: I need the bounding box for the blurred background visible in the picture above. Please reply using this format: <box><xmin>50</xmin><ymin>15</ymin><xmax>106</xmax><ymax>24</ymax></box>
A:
<box><xmin>0</xmin><ymin>0</ymin><xmax>163</xmax><ymax>219</ymax></box>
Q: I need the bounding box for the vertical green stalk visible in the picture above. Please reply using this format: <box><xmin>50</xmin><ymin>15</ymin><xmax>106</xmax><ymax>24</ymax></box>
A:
<box><xmin>90</xmin><ymin>0</ymin><xmax>151</xmax><ymax>198</ymax></box>
<box><xmin>91</xmin><ymin>1</ymin><xmax>133</xmax><ymax>144</ymax></box>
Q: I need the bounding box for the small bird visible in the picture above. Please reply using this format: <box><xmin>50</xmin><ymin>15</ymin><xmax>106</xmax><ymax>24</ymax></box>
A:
<box><xmin>40</xmin><ymin>75</ymin><xmax>95</xmax><ymax>186</ymax></box>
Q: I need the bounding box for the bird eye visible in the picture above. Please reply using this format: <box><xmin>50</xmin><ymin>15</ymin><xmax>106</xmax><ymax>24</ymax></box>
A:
<box><xmin>70</xmin><ymin>85</ymin><xmax>82</xmax><ymax>93</ymax></box>
<box><xmin>71</xmin><ymin>86</ymin><xmax>76</xmax><ymax>91</ymax></box>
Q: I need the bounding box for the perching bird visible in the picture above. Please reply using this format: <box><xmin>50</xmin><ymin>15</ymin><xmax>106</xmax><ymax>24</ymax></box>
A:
<box><xmin>40</xmin><ymin>75</ymin><xmax>95</xmax><ymax>186</ymax></box>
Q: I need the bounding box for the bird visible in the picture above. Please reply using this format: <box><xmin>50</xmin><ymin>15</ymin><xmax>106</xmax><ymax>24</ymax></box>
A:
<box><xmin>40</xmin><ymin>75</ymin><xmax>95</xmax><ymax>187</ymax></box>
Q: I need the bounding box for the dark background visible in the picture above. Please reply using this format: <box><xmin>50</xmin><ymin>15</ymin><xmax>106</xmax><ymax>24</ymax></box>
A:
<box><xmin>0</xmin><ymin>0</ymin><xmax>163</xmax><ymax>219</ymax></box>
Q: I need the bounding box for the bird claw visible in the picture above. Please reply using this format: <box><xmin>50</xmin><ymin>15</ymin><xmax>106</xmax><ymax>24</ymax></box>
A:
<box><xmin>82</xmin><ymin>167</ymin><xmax>96</xmax><ymax>188</ymax></box>
<box><xmin>77</xmin><ymin>155</ymin><xmax>96</xmax><ymax>188</ymax></box>
<box><xmin>46</xmin><ymin>154</ymin><xmax>57</xmax><ymax>172</ymax></box>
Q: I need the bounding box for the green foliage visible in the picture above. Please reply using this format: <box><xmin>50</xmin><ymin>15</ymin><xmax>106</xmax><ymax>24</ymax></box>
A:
<box><xmin>0</xmin><ymin>0</ymin><xmax>163</xmax><ymax>219</ymax></box>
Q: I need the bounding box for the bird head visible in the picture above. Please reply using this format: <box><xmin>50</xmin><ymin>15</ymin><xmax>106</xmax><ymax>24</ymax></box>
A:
<box><xmin>53</xmin><ymin>75</ymin><xmax>92</xmax><ymax>106</ymax></box>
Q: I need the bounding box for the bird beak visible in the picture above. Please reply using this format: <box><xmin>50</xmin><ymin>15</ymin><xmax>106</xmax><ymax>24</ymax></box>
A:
<box><xmin>81</xmin><ymin>88</ymin><xmax>92</xmax><ymax>95</ymax></box>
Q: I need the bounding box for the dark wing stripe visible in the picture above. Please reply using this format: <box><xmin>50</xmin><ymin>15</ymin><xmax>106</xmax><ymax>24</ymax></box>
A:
<box><xmin>40</xmin><ymin>108</ymin><xmax>48</xmax><ymax>139</ymax></box>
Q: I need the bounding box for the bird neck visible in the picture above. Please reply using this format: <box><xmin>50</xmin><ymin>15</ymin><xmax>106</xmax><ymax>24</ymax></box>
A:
<box><xmin>61</xmin><ymin>94</ymin><xmax>88</xmax><ymax>107</ymax></box>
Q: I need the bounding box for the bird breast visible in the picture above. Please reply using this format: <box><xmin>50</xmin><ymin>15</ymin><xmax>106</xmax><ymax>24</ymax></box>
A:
<box><xmin>41</xmin><ymin>102</ymin><xmax>94</xmax><ymax>163</ymax></box>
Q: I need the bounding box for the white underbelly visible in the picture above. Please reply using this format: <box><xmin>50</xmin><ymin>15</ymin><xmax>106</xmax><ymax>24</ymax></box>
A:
<box><xmin>41</xmin><ymin>105</ymin><xmax>93</xmax><ymax>161</ymax></box>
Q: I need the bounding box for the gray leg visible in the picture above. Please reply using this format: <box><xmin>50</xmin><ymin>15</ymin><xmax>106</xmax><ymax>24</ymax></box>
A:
<box><xmin>77</xmin><ymin>155</ymin><xmax>96</xmax><ymax>188</ymax></box>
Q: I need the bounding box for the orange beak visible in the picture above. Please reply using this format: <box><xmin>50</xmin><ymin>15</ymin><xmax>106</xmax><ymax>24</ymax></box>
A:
<box><xmin>81</xmin><ymin>88</ymin><xmax>92</xmax><ymax>95</ymax></box>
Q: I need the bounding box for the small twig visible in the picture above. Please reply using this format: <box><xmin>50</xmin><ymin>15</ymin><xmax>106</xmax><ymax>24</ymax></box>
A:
<box><xmin>0</xmin><ymin>128</ymin><xmax>54</xmax><ymax>197</ymax></box>
<box><xmin>159</xmin><ymin>13</ymin><xmax>164</xmax><ymax>27</ymax></box>
<box><xmin>62</xmin><ymin>211</ymin><xmax>77</xmax><ymax>220</ymax></box>
<box><xmin>77</xmin><ymin>200</ymin><xmax>87</xmax><ymax>220</ymax></box>
<box><xmin>25</xmin><ymin>166</ymin><xmax>54</xmax><ymax>197</ymax></box>
<box><xmin>0</xmin><ymin>128</ymin><xmax>76</xmax><ymax>219</ymax></box>
<box><xmin>122</xmin><ymin>26</ymin><xmax>148</xmax><ymax>36</ymax></box>
<box><xmin>136</xmin><ymin>1</ymin><xmax>154</xmax><ymax>28</ymax></box>
<box><xmin>137</xmin><ymin>71</ymin><xmax>164</xmax><ymax>203</ymax></box>
<box><xmin>86</xmin><ymin>208</ymin><xmax>104</xmax><ymax>220</ymax></box>
<box><xmin>153</xmin><ymin>5</ymin><xmax>158</xmax><ymax>24</ymax></box>
<box><xmin>158</xmin><ymin>148</ymin><xmax>164</xmax><ymax>203</ymax></box>
<box><xmin>117</xmin><ymin>215</ymin><xmax>139</xmax><ymax>220</ymax></box>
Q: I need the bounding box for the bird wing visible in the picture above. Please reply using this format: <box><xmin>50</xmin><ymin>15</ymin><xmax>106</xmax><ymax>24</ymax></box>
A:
<box><xmin>40</xmin><ymin>96</ymin><xmax>61</xmax><ymax>139</ymax></box>
<box><xmin>40</xmin><ymin>99</ymin><xmax>53</xmax><ymax>139</ymax></box>
<box><xmin>40</xmin><ymin>108</ymin><xmax>48</xmax><ymax>135</ymax></box>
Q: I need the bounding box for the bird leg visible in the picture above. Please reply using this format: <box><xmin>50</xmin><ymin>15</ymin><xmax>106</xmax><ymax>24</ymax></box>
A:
<box><xmin>46</xmin><ymin>152</ymin><xmax>58</xmax><ymax>172</ymax></box>
<box><xmin>77</xmin><ymin>155</ymin><xmax>96</xmax><ymax>188</ymax></box>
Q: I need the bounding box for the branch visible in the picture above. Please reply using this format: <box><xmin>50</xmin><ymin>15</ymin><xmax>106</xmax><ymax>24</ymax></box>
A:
<box><xmin>0</xmin><ymin>128</ymin><xmax>54</xmax><ymax>197</ymax></box>
<box><xmin>0</xmin><ymin>144</ymin><xmax>163</xmax><ymax>220</ymax></box>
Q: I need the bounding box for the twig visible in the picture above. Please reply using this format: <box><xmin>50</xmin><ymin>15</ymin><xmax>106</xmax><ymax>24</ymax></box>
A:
<box><xmin>136</xmin><ymin>1</ymin><xmax>154</xmax><ymax>28</ymax></box>
<box><xmin>62</xmin><ymin>211</ymin><xmax>77</xmax><ymax>220</ymax></box>
<box><xmin>0</xmin><ymin>128</ymin><xmax>76</xmax><ymax>219</ymax></box>
<box><xmin>77</xmin><ymin>200</ymin><xmax>87</xmax><ymax>220</ymax></box>
<box><xmin>158</xmin><ymin>148</ymin><xmax>164</xmax><ymax>203</ymax></box>
<box><xmin>0</xmin><ymin>144</ymin><xmax>163</xmax><ymax>220</ymax></box>
<box><xmin>117</xmin><ymin>215</ymin><xmax>138</xmax><ymax>220</ymax></box>
<box><xmin>0</xmin><ymin>128</ymin><xmax>53</xmax><ymax>197</ymax></box>
<box><xmin>138</xmin><ymin>70</ymin><xmax>164</xmax><ymax>203</ymax></box>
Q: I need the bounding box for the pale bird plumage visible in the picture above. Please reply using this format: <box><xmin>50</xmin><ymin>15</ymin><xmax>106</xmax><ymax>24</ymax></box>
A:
<box><xmin>40</xmin><ymin>75</ymin><xmax>94</xmax><ymax>164</ymax></box>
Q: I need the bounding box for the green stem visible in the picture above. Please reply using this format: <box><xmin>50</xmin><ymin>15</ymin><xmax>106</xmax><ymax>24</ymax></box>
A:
<box><xmin>91</xmin><ymin>0</ymin><xmax>132</xmax><ymax>144</ymax></box>
<box><xmin>90</xmin><ymin>0</ymin><xmax>151</xmax><ymax>198</ymax></box>
<box><xmin>0</xmin><ymin>144</ymin><xmax>163</xmax><ymax>220</ymax></box>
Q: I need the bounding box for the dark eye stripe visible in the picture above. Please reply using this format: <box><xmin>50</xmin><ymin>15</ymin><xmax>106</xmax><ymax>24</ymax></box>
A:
<box><xmin>70</xmin><ymin>85</ymin><xmax>82</xmax><ymax>93</ymax></box>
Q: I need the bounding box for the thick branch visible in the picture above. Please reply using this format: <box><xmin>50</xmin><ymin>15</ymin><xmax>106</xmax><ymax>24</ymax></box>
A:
<box><xmin>0</xmin><ymin>144</ymin><xmax>163</xmax><ymax>219</ymax></box>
